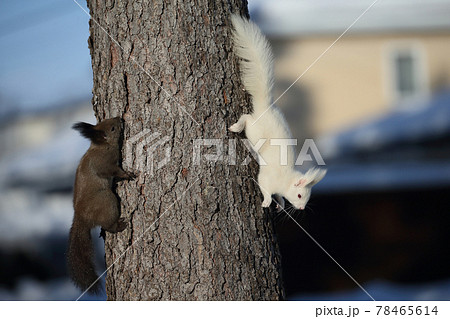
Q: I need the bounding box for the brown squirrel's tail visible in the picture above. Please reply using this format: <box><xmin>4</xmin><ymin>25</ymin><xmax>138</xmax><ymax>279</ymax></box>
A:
<box><xmin>67</xmin><ymin>219</ymin><xmax>102</xmax><ymax>294</ymax></box>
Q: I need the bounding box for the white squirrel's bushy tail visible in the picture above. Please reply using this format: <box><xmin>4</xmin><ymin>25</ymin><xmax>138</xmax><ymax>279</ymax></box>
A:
<box><xmin>231</xmin><ymin>14</ymin><xmax>274</xmax><ymax>116</ymax></box>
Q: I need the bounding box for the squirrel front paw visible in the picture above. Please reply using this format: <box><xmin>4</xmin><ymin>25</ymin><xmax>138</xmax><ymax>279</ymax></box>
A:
<box><xmin>116</xmin><ymin>218</ymin><xmax>128</xmax><ymax>232</ymax></box>
<box><xmin>125</xmin><ymin>171</ymin><xmax>137</xmax><ymax>180</ymax></box>
<box><xmin>261</xmin><ymin>198</ymin><xmax>272</xmax><ymax>207</ymax></box>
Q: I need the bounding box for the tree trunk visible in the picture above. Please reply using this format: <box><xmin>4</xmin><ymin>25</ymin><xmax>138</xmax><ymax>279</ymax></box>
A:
<box><xmin>86</xmin><ymin>0</ymin><xmax>284</xmax><ymax>300</ymax></box>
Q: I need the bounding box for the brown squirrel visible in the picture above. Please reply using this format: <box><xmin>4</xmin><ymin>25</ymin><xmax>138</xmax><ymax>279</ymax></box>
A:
<box><xmin>67</xmin><ymin>117</ymin><xmax>134</xmax><ymax>294</ymax></box>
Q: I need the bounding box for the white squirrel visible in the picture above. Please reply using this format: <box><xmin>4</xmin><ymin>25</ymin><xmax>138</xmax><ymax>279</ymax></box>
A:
<box><xmin>229</xmin><ymin>14</ymin><xmax>326</xmax><ymax>211</ymax></box>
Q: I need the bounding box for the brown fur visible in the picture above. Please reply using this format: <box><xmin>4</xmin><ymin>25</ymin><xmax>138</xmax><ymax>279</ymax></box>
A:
<box><xmin>67</xmin><ymin>117</ymin><xmax>134</xmax><ymax>294</ymax></box>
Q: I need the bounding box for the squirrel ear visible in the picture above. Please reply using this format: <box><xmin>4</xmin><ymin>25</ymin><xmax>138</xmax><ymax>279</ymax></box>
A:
<box><xmin>302</xmin><ymin>168</ymin><xmax>327</xmax><ymax>187</ymax></box>
<box><xmin>72</xmin><ymin>122</ymin><xmax>106</xmax><ymax>144</ymax></box>
<box><xmin>294</xmin><ymin>179</ymin><xmax>306</xmax><ymax>187</ymax></box>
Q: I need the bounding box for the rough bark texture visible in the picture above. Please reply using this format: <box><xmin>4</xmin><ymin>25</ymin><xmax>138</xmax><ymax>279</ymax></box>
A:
<box><xmin>86</xmin><ymin>0</ymin><xmax>284</xmax><ymax>300</ymax></box>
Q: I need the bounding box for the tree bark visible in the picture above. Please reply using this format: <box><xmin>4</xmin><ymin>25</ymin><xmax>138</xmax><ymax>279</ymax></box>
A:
<box><xmin>86</xmin><ymin>0</ymin><xmax>284</xmax><ymax>300</ymax></box>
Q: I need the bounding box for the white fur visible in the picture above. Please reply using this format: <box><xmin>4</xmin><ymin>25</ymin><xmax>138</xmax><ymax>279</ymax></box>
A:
<box><xmin>229</xmin><ymin>15</ymin><xmax>326</xmax><ymax>210</ymax></box>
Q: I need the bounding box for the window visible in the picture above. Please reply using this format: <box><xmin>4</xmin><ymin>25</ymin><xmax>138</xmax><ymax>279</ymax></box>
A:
<box><xmin>395</xmin><ymin>53</ymin><xmax>416</xmax><ymax>96</ymax></box>
<box><xmin>386</xmin><ymin>43</ymin><xmax>428</xmax><ymax>103</ymax></box>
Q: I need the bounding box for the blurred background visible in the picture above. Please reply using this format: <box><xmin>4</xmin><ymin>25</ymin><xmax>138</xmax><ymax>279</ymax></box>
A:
<box><xmin>0</xmin><ymin>0</ymin><xmax>449</xmax><ymax>300</ymax></box>
<box><xmin>0</xmin><ymin>0</ymin><xmax>99</xmax><ymax>300</ymax></box>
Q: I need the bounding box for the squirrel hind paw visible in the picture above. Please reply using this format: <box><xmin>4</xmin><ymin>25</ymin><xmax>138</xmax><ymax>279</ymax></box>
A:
<box><xmin>228</xmin><ymin>123</ymin><xmax>244</xmax><ymax>133</ymax></box>
<box><xmin>275</xmin><ymin>203</ymin><xmax>282</xmax><ymax>213</ymax></box>
<box><xmin>104</xmin><ymin>218</ymin><xmax>128</xmax><ymax>233</ymax></box>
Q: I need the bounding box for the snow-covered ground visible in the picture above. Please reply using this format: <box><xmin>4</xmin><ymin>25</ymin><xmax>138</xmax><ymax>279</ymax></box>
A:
<box><xmin>2</xmin><ymin>276</ymin><xmax>450</xmax><ymax>301</ymax></box>
<box><xmin>0</xmin><ymin>191</ymin><xmax>73</xmax><ymax>246</ymax></box>
<box><xmin>292</xmin><ymin>279</ymin><xmax>450</xmax><ymax>301</ymax></box>
<box><xmin>0</xmin><ymin>277</ymin><xmax>105</xmax><ymax>301</ymax></box>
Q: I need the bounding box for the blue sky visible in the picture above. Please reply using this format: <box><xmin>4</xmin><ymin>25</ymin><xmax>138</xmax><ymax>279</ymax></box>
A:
<box><xmin>0</xmin><ymin>0</ymin><xmax>92</xmax><ymax>114</ymax></box>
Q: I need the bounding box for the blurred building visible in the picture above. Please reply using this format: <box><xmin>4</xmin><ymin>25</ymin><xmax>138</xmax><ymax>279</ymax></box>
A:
<box><xmin>253</xmin><ymin>0</ymin><xmax>450</xmax><ymax>137</ymax></box>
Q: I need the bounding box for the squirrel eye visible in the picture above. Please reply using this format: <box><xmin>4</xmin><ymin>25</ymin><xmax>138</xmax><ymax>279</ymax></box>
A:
<box><xmin>111</xmin><ymin>126</ymin><xmax>115</xmax><ymax>132</ymax></box>
<box><xmin>297</xmin><ymin>194</ymin><xmax>302</xmax><ymax>199</ymax></box>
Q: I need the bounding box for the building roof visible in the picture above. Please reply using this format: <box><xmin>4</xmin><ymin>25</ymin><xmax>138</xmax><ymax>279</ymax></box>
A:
<box><xmin>250</xmin><ymin>0</ymin><xmax>450</xmax><ymax>36</ymax></box>
<box><xmin>315</xmin><ymin>91</ymin><xmax>450</xmax><ymax>193</ymax></box>
<box><xmin>315</xmin><ymin>161</ymin><xmax>450</xmax><ymax>193</ymax></box>
<box><xmin>320</xmin><ymin>91</ymin><xmax>450</xmax><ymax>159</ymax></box>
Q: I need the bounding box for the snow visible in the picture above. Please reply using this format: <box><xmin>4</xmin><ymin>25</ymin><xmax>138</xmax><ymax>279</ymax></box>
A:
<box><xmin>3</xmin><ymin>277</ymin><xmax>449</xmax><ymax>301</ymax></box>
<box><xmin>0</xmin><ymin>190</ymin><xmax>73</xmax><ymax>246</ymax></box>
<box><xmin>318</xmin><ymin>91</ymin><xmax>450</xmax><ymax>159</ymax></box>
<box><xmin>292</xmin><ymin>278</ymin><xmax>450</xmax><ymax>301</ymax></box>
<box><xmin>0</xmin><ymin>103</ymin><xmax>95</xmax><ymax>190</ymax></box>
<box><xmin>0</xmin><ymin>127</ymin><xmax>89</xmax><ymax>190</ymax></box>
<box><xmin>0</xmin><ymin>277</ymin><xmax>106</xmax><ymax>301</ymax></box>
